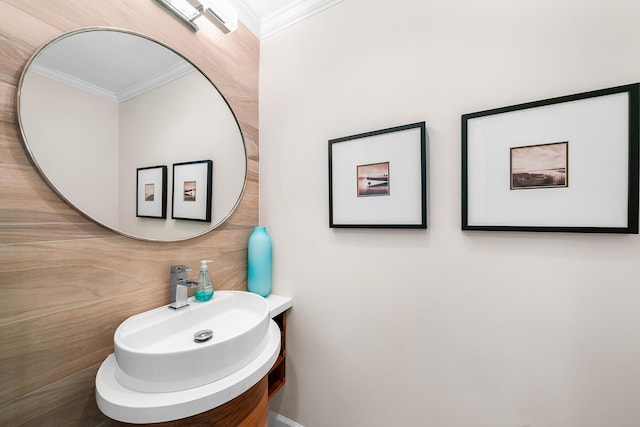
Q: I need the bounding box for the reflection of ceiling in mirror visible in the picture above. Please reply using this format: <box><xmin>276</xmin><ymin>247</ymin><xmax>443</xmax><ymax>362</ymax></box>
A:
<box><xmin>31</xmin><ymin>30</ymin><xmax>193</xmax><ymax>103</ymax></box>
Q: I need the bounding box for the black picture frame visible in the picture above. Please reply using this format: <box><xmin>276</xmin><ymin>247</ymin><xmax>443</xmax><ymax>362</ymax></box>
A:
<box><xmin>329</xmin><ymin>122</ymin><xmax>427</xmax><ymax>228</ymax></box>
<box><xmin>462</xmin><ymin>83</ymin><xmax>639</xmax><ymax>233</ymax></box>
<box><xmin>172</xmin><ymin>160</ymin><xmax>213</xmax><ymax>222</ymax></box>
<box><xmin>136</xmin><ymin>165</ymin><xmax>167</xmax><ymax>219</ymax></box>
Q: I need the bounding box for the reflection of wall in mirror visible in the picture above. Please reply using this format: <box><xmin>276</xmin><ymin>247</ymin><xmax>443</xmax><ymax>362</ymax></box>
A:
<box><xmin>20</xmin><ymin>50</ymin><xmax>246</xmax><ymax>241</ymax></box>
<box><xmin>20</xmin><ymin>71</ymin><xmax>119</xmax><ymax>225</ymax></box>
<box><xmin>118</xmin><ymin>70</ymin><xmax>245</xmax><ymax>240</ymax></box>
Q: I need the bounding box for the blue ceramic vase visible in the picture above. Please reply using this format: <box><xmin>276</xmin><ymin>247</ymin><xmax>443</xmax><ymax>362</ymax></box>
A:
<box><xmin>248</xmin><ymin>226</ymin><xmax>272</xmax><ymax>297</ymax></box>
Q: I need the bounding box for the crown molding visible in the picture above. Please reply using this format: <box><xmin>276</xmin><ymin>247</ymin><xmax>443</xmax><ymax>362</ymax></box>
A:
<box><xmin>116</xmin><ymin>61</ymin><xmax>194</xmax><ymax>102</ymax></box>
<box><xmin>261</xmin><ymin>0</ymin><xmax>343</xmax><ymax>39</ymax></box>
<box><xmin>29</xmin><ymin>61</ymin><xmax>194</xmax><ymax>103</ymax></box>
<box><xmin>30</xmin><ymin>63</ymin><xmax>119</xmax><ymax>103</ymax></box>
<box><xmin>227</xmin><ymin>0</ymin><xmax>262</xmax><ymax>38</ymax></box>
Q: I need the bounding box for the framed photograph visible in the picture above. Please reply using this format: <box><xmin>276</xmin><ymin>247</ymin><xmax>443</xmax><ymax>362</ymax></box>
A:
<box><xmin>462</xmin><ymin>83</ymin><xmax>639</xmax><ymax>233</ymax></box>
<box><xmin>172</xmin><ymin>160</ymin><xmax>213</xmax><ymax>222</ymax></box>
<box><xmin>357</xmin><ymin>162</ymin><xmax>390</xmax><ymax>197</ymax></box>
<box><xmin>510</xmin><ymin>141</ymin><xmax>568</xmax><ymax>190</ymax></box>
<box><xmin>136</xmin><ymin>165</ymin><xmax>167</xmax><ymax>219</ymax></box>
<box><xmin>329</xmin><ymin>122</ymin><xmax>427</xmax><ymax>228</ymax></box>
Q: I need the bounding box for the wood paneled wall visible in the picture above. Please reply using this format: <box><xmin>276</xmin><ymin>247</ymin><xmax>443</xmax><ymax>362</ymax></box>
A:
<box><xmin>0</xmin><ymin>1</ymin><xmax>259</xmax><ymax>425</ymax></box>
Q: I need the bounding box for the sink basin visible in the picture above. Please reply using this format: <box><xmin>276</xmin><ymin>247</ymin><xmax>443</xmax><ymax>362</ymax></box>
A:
<box><xmin>113</xmin><ymin>291</ymin><xmax>270</xmax><ymax>392</ymax></box>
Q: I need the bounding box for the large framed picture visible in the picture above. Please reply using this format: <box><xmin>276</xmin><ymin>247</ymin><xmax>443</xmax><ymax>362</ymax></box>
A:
<box><xmin>172</xmin><ymin>160</ymin><xmax>213</xmax><ymax>222</ymax></box>
<box><xmin>136</xmin><ymin>165</ymin><xmax>167</xmax><ymax>219</ymax></box>
<box><xmin>329</xmin><ymin>122</ymin><xmax>427</xmax><ymax>228</ymax></box>
<box><xmin>462</xmin><ymin>83</ymin><xmax>639</xmax><ymax>233</ymax></box>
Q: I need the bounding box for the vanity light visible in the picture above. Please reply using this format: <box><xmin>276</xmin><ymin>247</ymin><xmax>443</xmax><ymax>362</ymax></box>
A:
<box><xmin>155</xmin><ymin>0</ymin><xmax>238</xmax><ymax>34</ymax></box>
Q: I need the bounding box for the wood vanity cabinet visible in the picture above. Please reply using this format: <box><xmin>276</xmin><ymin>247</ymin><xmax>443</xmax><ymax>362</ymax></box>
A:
<box><xmin>114</xmin><ymin>377</ymin><xmax>268</xmax><ymax>427</ymax></box>
<box><xmin>268</xmin><ymin>310</ymin><xmax>287</xmax><ymax>399</ymax></box>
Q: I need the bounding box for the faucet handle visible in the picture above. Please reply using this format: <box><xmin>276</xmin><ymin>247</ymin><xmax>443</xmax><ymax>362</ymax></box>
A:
<box><xmin>170</xmin><ymin>265</ymin><xmax>192</xmax><ymax>273</ymax></box>
<box><xmin>169</xmin><ymin>266</ymin><xmax>196</xmax><ymax>310</ymax></box>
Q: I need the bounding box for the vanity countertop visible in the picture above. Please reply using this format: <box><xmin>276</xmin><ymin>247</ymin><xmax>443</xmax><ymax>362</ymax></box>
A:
<box><xmin>95</xmin><ymin>292</ymin><xmax>293</xmax><ymax>423</ymax></box>
<box><xmin>266</xmin><ymin>293</ymin><xmax>293</xmax><ymax>318</ymax></box>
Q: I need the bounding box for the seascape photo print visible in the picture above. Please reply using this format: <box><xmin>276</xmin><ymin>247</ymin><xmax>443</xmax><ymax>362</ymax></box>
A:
<box><xmin>183</xmin><ymin>181</ymin><xmax>196</xmax><ymax>201</ymax></box>
<box><xmin>357</xmin><ymin>162</ymin><xmax>390</xmax><ymax>197</ymax></box>
<box><xmin>144</xmin><ymin>183</ymin><xmax>154</xmax><ymax>201</ymax></box>
<box><xmin>510</xmin><ymin>141</ymin><xmax>568</xmax><ymax>190</ymax></box>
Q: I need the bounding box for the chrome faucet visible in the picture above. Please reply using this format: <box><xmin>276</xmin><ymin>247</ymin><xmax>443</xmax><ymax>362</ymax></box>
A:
<box><xmin>169</xmin><ymin>265</ymin><xmax>198</xmax><ymax>310</ymax></box>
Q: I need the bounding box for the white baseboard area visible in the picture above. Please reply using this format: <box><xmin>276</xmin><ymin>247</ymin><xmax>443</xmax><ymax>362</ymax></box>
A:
<box><xmin>268</xmin><ymin>411</ymin><xmax>305</xmax><ymax>427</ymax></box>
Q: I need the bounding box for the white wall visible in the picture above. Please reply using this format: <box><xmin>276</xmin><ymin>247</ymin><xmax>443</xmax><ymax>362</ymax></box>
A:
<box><xmin>260</xmin><ymin>1</ymin><xmax>640</xmax><ymax>426</ymax></box>
<box><xmin>20</xmin><ymin>72</ymin><xmax>119</xmax><ymax>225</ymax></box>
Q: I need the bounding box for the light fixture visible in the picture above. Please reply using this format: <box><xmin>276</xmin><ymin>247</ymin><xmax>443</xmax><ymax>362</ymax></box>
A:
<box><xmin>155</xmin><ymin>0</ymin><xmax>238</xmax><ymax>34</ymax></box>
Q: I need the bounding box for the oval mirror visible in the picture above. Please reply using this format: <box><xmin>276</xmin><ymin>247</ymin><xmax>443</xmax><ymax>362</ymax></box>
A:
<box><xmin>17</xmin><ymin>28</ymin><xmax>247</xmax><ymax>241</ymax></box>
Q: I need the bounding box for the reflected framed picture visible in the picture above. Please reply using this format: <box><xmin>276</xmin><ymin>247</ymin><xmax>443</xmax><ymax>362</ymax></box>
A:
<box><xmin>462</xmin><ymin>83</ymin><xmax>639</xmax><ymax>233</ymax></box>
<box><xmin>329</xmin><ymin>122</ymin><xmax>427</xmax><ymax>228</ymax></box>
<box><xmin>136</xmin><ymin>165</ymin><xmax>167</xmax><ymax>219</ymax></box>
<box><xmin>172</xmin><ymin>160</ymin><xmax>213</xmax><ymax>222</ymax></box>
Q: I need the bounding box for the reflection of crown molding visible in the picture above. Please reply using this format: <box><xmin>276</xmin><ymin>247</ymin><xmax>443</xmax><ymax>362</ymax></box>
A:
<box><xmin>30</xmin><ymin>63</ymin><xmax>118</xmax><ymax>102</ymax></box>
<box><xmin>261</xmin><ymin>0</ymin><xmax>343</xmax><ymax>39</ymax></box>
<box><xmin>227</xmin><ymin>0</ymin><xmax>261</xmax><ymax>38</ymax></box>
<box><xmin>116</xmin><ymin>61</ymin><xmax>194</xmax><ymax>102</ymax></box>
<box><xmin>29</xmin><ymin>61</ymin><xmax>194</xmax><ymax>103</ymax></box>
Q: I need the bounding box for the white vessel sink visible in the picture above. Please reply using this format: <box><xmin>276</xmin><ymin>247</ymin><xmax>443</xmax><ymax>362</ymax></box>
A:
<box><xmin>113</xmin><ymin>291</ymin><xmax>270</xmax><ymax>393</ymax></box>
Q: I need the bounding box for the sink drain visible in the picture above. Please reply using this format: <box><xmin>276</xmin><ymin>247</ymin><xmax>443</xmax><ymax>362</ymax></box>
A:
<box><xmin>194</xmin><ymin>329</ymin><xmax>213</xmax><ymax>343</ymax></box>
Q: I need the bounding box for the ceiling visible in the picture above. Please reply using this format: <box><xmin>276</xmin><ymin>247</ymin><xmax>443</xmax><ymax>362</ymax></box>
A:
<box><xmin>24</xmin><ymin>1</ymin><xmax>343</xmax><ymax>100</ymax></box>
<box><xmin>228</xmin><ymin>0</ymin><xmax>343</xmax><ymax>39</ymax></box>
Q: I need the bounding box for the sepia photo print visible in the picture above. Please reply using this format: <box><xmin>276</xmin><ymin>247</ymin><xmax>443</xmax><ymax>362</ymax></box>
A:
<box><xmin>510</xmin><ymin>141</ymin><xmax>568</xmax><ymax>190</ymax></box>
<box><xmin>144</xmin><ymin>183</ymin><xmax>154</xmax><ymax>201</ymax></box>
<box><xmin>357</xmin><ymin>162</ymin><xmax>390</xmax><ymax>197</ymax></box>
<box><xmin>183</xmin><ymin>180</ymin><xmax>196</xmax><ymax>201</ymax></box>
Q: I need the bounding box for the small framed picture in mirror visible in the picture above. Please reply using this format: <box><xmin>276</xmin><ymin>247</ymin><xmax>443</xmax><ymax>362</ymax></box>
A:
<box><xmin>172</xmin><ymin>160</ymin><xmax>213</xmax><ymax>222</ymax></box>
<box><xmin>136</xmin><ymin>165</ymin><xmax>167</xmax><ymax>219</ymax></box>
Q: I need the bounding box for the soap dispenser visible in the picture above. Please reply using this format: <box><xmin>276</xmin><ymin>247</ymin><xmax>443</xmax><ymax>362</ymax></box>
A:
<box><xmin>195</xmin><ymin>260</ymin><xmax>214</xmax><ymax>302</ymax></box>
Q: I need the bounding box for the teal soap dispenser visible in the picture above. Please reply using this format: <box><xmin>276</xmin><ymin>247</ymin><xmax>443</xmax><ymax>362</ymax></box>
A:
<box><xmin>194</xmin><ymin>259</ymin><xmax>214</xmax><ymax>302</ymax></box>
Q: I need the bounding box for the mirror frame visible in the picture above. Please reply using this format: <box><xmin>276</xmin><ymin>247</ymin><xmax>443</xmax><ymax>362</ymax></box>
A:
<box><xmin>16</xmin><ymin>27</ymin><xmax>248</xmax><ymax>242</ymax></box>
